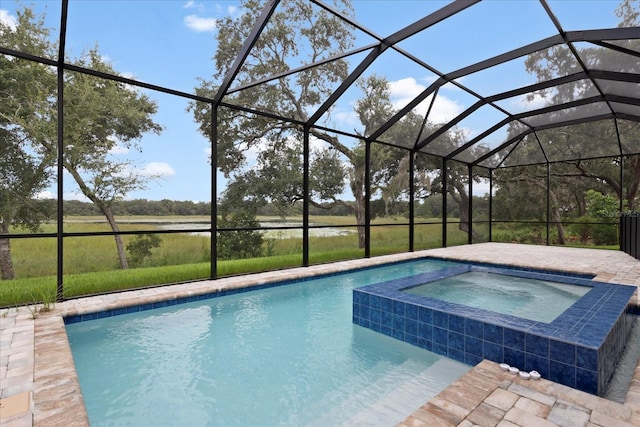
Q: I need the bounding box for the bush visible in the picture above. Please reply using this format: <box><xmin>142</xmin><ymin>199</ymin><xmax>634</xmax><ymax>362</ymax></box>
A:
<box><xmin>127</xmin><ymin>234</ymin><xmax>162</xmax><ymax>267</ymax></box>
<box><xmin>569</xmin><ymin>216</ymin><xmax>594</xmax><ymax>245</ymax></box>
<box><xmin>217</xmin><ymin>211</ymin><xmax>264</xmax><ymax>260</ymax></box>
<box><xmin>592</xmin><ymin>223</ymin><xmax>618</xmax><ymax>246</ymax></box>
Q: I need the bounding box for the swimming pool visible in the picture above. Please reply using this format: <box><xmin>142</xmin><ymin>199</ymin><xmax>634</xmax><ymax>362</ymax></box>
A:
<box><xmin>353</xmin><ymin>262</ymin><xmax>637</xmax><ymax>395</ymax></box>
<box><xmin>404</xmin><ymin>270</ymin><xmax>591</xmax><ymax>323</ymax></box>
<box><xmin>65</xmin><ymin>259</ymin><xmax>470</xmax><ymax>426</ymax></box>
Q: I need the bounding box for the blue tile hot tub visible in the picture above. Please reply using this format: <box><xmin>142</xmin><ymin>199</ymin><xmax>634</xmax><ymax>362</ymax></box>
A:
<box><xmin>352</xmin><ymin>262</ymin><xmax>637</xmax><ymax>395</ymax></box>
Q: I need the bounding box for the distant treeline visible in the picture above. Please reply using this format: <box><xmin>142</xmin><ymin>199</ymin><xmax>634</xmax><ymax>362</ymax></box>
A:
<box><xmin>34</xmin><ymin>194</ymin><xmax>489</xmax><ymax>218</ymax></box>
<box><xmin>37</xmin><ymin>199</ymin><xmax>354</xmax><ymax>217</ymax></box>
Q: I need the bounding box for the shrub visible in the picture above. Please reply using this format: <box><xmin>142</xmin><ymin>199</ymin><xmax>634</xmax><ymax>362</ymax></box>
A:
<box><xmin>569</xmin><ymin>216</ymin><xmax>594</xmax><ymax>245</ymax></box>
<box><xmin>217</xmin><ymin>211</ymin><xmax>264</xmax><ymax>260</ymax></box>
<box><xmin>127</xmin><ymin>234</ymin><xmax>162</xmax><ymax>267</ymax></box>
<box><xmin>592</xmin><ymin>223</ymin><xmax>618</xmax><ymax>246</ymax></box>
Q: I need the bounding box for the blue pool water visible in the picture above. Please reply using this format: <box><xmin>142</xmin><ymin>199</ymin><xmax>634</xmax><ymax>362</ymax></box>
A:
<box><xmin>405</xmin><ymin>271</ymin><xmax>591</xmax><ymax>323</ymax></box>
<box><xmin>66</xmin><ymin>259</ymin><xmax>470</xmax><ymax>427</ymax></box>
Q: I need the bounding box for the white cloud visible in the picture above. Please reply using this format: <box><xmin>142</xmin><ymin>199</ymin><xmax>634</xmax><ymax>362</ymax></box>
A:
<box><xmin>184</xmin><ymin>1</ymin><xmax>195</xmax><ymax>8</ymax></box>
<box><xmin>184</xmin><ymin>14</ymin><xmax>217</xmax><ymax>32</ymax></box>
<box><xmin>512</xmin><ymin>92</ymin><xmax>548</xmax><ymax>111</ymax></box>
<box><xmin>333</xmin><ymin>110</ymin><xmax>360</xmax><ymax>129</ymax></box>
<box><xmin>34</xmin><ymin>190</ymin><xmax>55</xmax><ymax>200</ymax></box>
<box><xmin>140</xmin><ymin>162</ymin><xmax>176</xmax><ymax>178</ymax></box>
<box><xmin>388</xmin><ymin>77</ymin><xmax>464</xmax><ymax>124</ymax></box>
<box><xmin>108</xmin><ymin>144</ymin><xmax>130</xmax><ymax>155</ymax></box>
<box><xmin>309</xmin><ymin>135</ymin><xmax>329</xmax><ymax>152</ymax></box>
<box><xmin>64</xmin><ymin>191</ymin><xmax>90</xmax><ymax>202</ymax></box>
<box><xmin>389</xmin><ymin>77</ymin><xmax>424</xmax><ymax>101</ymax></box>
<box><xmin>0</xmin><ymin>9</ymin><xmax>17</xmax><ymax>31</ymax></box>
<box><xmin>227</xmin><ymin>5</ymin><xmax>237</xmax><ymax>15</ymax></box>
<box><xmin>34</xmin><ymin>189</ymin><xmax>93</xmax><ymax>202</ymax></box>
<box><xmin>473</xmin><ymin>180</ymin><xmax>491</xmax><ymax>197</ymax></box>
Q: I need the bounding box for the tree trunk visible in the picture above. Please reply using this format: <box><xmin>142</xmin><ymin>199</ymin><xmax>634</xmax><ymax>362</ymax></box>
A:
<box><xmin>64</xmin><ymin>166</ymin><xmax>129</xmax><ymax>269</ymax></box>
<box><xmin>93</xmin><ymin>200</ymin><xmax>129</xmax><ymax>269</ymax></box>
<box><xmin>0</xmin><ymin>222</ymin><xmax>15</xmax><ymax>280</ymax></box>
<box><xmin>548</xmin><ymin>189</ymin><xmax>566</xmax><ymax>244</ymax></box>
<box><xmin>450</xmin><ymin>181</ymin><xmax>479</xmax><ymax>239</ymax></box>
<box><xmin>626</xmin><ymin>157</ymin><xmax>640</xmax><ymax>211</ymax></box>
<box><xmin>352</xmin><ymin>164</ymin><xmax>367</xmax><ymax>250</ymax></box>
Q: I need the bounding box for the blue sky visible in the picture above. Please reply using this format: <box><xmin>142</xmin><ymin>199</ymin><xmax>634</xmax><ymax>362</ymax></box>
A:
<box><xmin>1</xmin><ymin>0</ymin><xmax>627</xmax><ymax>202</ymax></box>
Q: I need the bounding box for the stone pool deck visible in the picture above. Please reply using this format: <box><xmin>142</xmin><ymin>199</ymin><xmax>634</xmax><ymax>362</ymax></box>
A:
<box><xmin>1</xmin><ymin>243</ymin><xmax>640</xmax><ymax>426</ymax></box>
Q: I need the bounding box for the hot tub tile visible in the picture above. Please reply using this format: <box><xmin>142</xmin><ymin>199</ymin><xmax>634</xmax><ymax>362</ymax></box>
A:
<box><xmin>449</xmin><ymin>331</ymin><xmax>465</xmax><ymax>352</ymax></box>
<box><xmin>484</xmin><ymin>323</ymin><xmax>504</xmax><ymax>344</ymax></box>
<box><xmin>576</xmin><ymin>346</ymin><xmax>598</xmax><ymax>371</ymax></box>
<box><xmin>525</xmin><ymin>334</ymin><xmax>549</xmax><ymax>358</ymax></box>
<box><xmin>393</xmin><ymin>313</ymin><xmax>405</xmax><ymax>332</ymax></box>
<box><xmin>525</xmin><ymin>354</ymin><xmax>550</xmax><ymax>378</ymax></box>
<box><xmin>419</xmin><ymin>322</ymin><xmax>432</xmax><ymax>340</ymax></box>
<box><xmin>505</xmin><ymin>347</ymin><xmax>525</xmax><ymax>368</ymax></box>
<box><xmin>549</xmin><ymin>362</ymin><xmax>576</xmax><ymax>389</ymax></box>
<box><xmin>392</xmin><ymin>300</ymin><xmax>405</xmax><ymax>316</ymax></box>
<box><xmin>449</xmin><ymin>315</ymin><xmax>465</xmax><ymax>333</ymax></box>
<box><xmin>433</xmin><ymin>311</ymin><xmax>448</xmax><ymax>329</ymax></box>
<box><xmin>504</xmin><ymin>329</ymin><xmax>525</xmax><ymax>351</ymax></box>
<box><xmin>417</xmin><ymin>336</ymin><xmax>432</xmax><ymax>351</ymax></box>
<box><xmin>549</xmin><ymin>341</ymin><xmax>576</xmax><ymax>365</ymax></box>
<box><xmin>406</xmin><ymin>318</ymin><xmax>418</xmax><ymax>336</ymax></box>
<box><xmin>465</xmin><ymin>318</ymin><xmax>483</xmax><ymax>337</ymax></box>
<box><xmin>576</xmin><ymin>368</ymin><xmax>598</xmax><ymax>395</ymax></box>
<box><xmin>406</xmin><ymin>303</ymin><xmax>418</xmax><ymax>320</ymax></box>
<box><xmin>466</xmin><ymin>336</ymin><xmax>483</xmax><ymax>357</ymax></box>
<box><xmin>483</xmin><ymin>341</ymin><xmax>503</xmax><ymax>362</ymax></box>
<box><xmin>380</xmin><ymin>297</ymin><xmax>392</xmax><ymax>313</ymax></box>
<box><xmin>433</xmin><ymin>326</ymin><xmax>448</xmax><ymax>345</ymax></box>
<box><xmin>369</xmin><ymin>294</ymin><xmax>381</xmax><ymax>310</ymax></box>
<box><xmin>433</xmin><ymin>343</ymin><xmax>447</xmax><ymax>356</ymax></box>
<box><xmin>418</xmin><ymin>306</ymin><xmax>432</xmax><ymax>324</ymax></box>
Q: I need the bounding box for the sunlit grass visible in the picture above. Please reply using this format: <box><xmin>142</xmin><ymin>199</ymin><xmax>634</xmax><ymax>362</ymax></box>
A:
<box><xmin>3</xmin><ymin>215</ymin><xmax>612</xmax><ymax>308</ymax></box>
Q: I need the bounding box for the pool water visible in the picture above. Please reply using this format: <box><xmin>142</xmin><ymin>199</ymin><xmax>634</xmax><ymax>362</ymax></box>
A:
<box><xmin>404</xmin><ymin>271</ymin><xmax>591</xmax><ymax>323</ymax></box>
<box><xmin>66</xmin><ymin>259</ymin><xmax>470</xmax><ymax>427</ymax></box>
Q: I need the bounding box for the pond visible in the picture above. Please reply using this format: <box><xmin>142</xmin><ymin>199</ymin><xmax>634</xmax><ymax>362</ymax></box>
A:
<box><xmin>160</xmin><ymin>221</ymin><xmax>357</xmax><ymax>239</ymax></box>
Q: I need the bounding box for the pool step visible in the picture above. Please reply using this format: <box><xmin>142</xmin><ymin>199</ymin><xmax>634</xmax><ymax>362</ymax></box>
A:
<box><xmin>305</xmin><ymin>357</ymin><xmax>469</xmax><ymax>427</ymax></box>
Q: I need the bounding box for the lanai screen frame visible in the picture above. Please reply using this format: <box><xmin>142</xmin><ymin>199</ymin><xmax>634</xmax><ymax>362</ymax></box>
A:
<box><xmin>1</xmin><ymin>0</ymin><xmax>640</xmax><ymax>301</ymax></box>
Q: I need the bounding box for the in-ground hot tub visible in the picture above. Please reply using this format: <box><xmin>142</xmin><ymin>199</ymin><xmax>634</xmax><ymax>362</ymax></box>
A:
<box><xmin>352</xmin><ymin>262</ymin><xmax>637</xmax><ymax>395</ymax></box>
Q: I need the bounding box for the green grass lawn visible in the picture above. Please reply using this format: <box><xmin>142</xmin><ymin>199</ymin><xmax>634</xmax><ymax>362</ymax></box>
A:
<box><xmin>1</xmin><ymin>215</ymin><xmax>612</xmax><ymax>307</ymax></box>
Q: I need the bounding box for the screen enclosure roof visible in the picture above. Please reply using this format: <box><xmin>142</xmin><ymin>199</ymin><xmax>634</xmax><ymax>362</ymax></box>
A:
<box><xmin>215</xmin><ymin>0</ymin><xmax>640</xmax><ymax>169</ymax></box>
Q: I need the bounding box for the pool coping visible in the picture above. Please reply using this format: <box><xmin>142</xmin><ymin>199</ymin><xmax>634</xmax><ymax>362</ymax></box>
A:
<box><xmin>2</xmin><ymin>243</ymin><xmax>640</xmax><ymax>426</ymax></box>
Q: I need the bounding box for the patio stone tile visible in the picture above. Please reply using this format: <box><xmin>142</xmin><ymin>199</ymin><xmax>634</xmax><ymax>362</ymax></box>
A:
<box><xmin>422</xmin><ymin>398</ymin><xmax>470</xmax><ymax>426</ymax></box>
<box><xmin>504</xmin><ymin>407</ymin><xmax>558</xmax><ymax>427</ymax></box>
<box><xmin>1</xmin><ymin>384</ymin><xmax>33</xmax><ymax>400</ymax></box>
<box><xmin>507</xmin><ymin>383</ymin><xmax>557</xmax><ymax>407</ymax></box>
<box><xmin>438</xmin><ymin>381</ymin><xmax>491</xmax><ymax>412</ymax></box>
<box><xmin>589</xmin><ymin>410</ymin><xmax>637</xmax><ymax>427</ymax></box>
<box><xmin>514</xmin><ymin>396</ymin><xmax>552</xmax><ymax>418</ymax></box>
<box><xmin>399</xmin><ymin>408</ymin><xmax>455</xmax><ymax>427</ymax></box>
<box><xmin>547</xmin><ymin>400</ymin><xmax>590</xmax><ymax>426</ymax></box>
<box><xmin>466</xmin><ymin>402</ymin><xmax>505</xmax><ymax>426</ymax></box>
<box><xmin>484</xmin><ymin>388</ymin><xmax>520</xmax><ymax>412</ymax></box>
<box><xmin>5</xmin><ymin>365</ymin><xmax>33</xmax><ymax>379</ymax></box>
<box><xmin>0</xmin><ymin>412</ymin><xmax>32</xmax><ymax>427</ymax></box>
<box><xmin>0</xmin><ymin>392</ymin><xmax>30</xmax><ymax>422</ymax></box>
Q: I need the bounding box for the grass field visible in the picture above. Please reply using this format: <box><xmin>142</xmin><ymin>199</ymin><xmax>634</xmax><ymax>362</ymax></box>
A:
<box><xmin>0</xmin><ymin>215</ymin><xmax>613</xmax><ymax>307</ymax></box>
